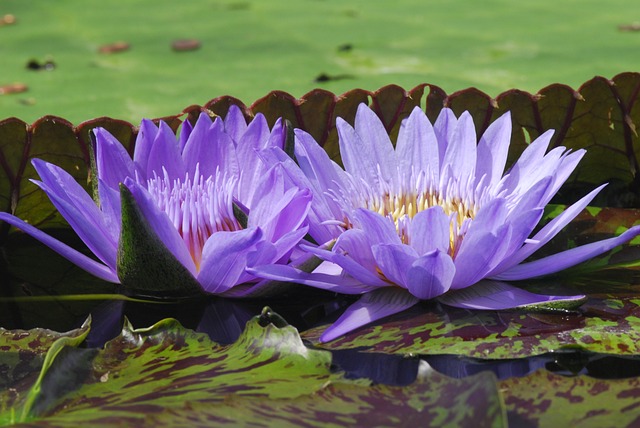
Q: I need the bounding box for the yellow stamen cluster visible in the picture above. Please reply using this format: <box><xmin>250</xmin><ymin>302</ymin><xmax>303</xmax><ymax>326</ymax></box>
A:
<box><xmin>365</xmin><ymin>190</ymin><xmax>476</xmax><ymax>256</ymax></box>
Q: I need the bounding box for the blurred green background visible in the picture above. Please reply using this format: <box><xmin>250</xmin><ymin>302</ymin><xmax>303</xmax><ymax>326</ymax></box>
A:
<box><xmin>1</xmin><ymin>0</ymin><xmax>639</xmax><ymax>124</ymax></box>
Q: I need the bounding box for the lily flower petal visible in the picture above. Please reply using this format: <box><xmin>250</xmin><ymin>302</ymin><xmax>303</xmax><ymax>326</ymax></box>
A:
<box><xmin>0</xmin><ymin>212</ymin><xmax>118</xmax><ymax>283</ymax></box>
<box><xmin>495</xmin><ymin>225</ymin><xmax>640</xmax><ymax>281</ymax></box>
<box><xmin>253</xmin><ymin>103</ymin><xmax>640</xmax><ymax>341</ymax></box>
<box><xmin>320</xmin><ymin>288</ymin><xmax>420</xmax><ymax>342</ymax></box>
<box><xmin>197</xmin><ymin>228</ymin><xmax>263</xmax><ymax>294</ymax></box>
<box><xmin>439</xmin><ymin>280</ymin><xmax>586</xmax><ymax>310</ymax></box>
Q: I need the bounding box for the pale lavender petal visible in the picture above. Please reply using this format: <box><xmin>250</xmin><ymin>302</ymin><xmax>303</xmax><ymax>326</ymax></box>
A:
<box><xmin>508</xmin><ymin>176</ymin><xmax>551</xmax><ymax>216</ymax></box>
<box><xmin>302</xmin><ymin>243</ymin><xmax>390</xmax><ymax>287</ymax></box>
<box><xmin>353</xmin><ymin>104</ymin><xmax>398</xmax><ymax>185</ymax></box>
<box><xmin>372</xmin><ymin>243</ymin><xmax>418</xmax><ymax>287</ymax></box>
<box><xmin>133</xmin><ymin>119</ymin><xmax>159</xmax><ymax>177</ymax></box>
<box><xmin>439</xmin><ymin>280</ymin><xmax>586</xmax><ymax>310</ymax></box>
<box><xmin>146</xmin><ymin>122</ymin><xmax>185</xmax><ymax>179</ymax></box>
<box><xmin>352</xmin><ymin>208</ymin><xmax>403</xmax><ymax>246</ymax></box>
<box><xmin>433</xmin><ymin>108</ymin><xmax>458</xmax><ymax>167</ymax></box>
<box><xmin>540</xmin><ymin>150</ymin><xmax>585</xmax><ymax>204</ymax></box>
<box><xmin>269</xmin><ymin>226</ymin><xmax>309</xmax><ymax>264</ymax></box>
<box><xmin>337</xmin><ymin>118</ymin><xmax>378</xmax><ymax>185</ymax></box>
<box><xmin>334</xmin><ymin>229</ymin><xmax>380</xmax><ymax>274</ymax></box>
<box><xmin>494</xmin><ymin>225</ymin><xmax>640</xmax><ymax>281</ymax></box>
<box><xmin>409</xmin><ymin>206</ymin><xmax>450</xmax><ymax>255</ymax></box>
<box><xmin>294</xmin><ymin>129</ymin><xmax>345</xmax><ymax>199</ymax></box>
<box><xmin>320</xmin><ymin>288</ymin><xmax>419</xmax><ymax>342</ymax></box>
<box><xmin>264</xmin><ymin>118</ymin><xmax>285</xmax><ymax>150</ymax></box>
<box><xmin>495</xmin><ymin>184</ymin><xmax>606</xmax><ymax>272</ymax></box>
<box><xmin>486</xmin><ymin>208</ymin><xmax>544</xmax><ymax>277</ymax></box>
<box><xmin>258</xmin><ymin>147</ymin><xmax>343</xmax><ymax>244</ymax></box>
<box><xmin>501</xmin><ymin>130</ymin><xmax>553</xmax><ymax>192</ymax></box>
<box><xmin>223</xmin><ymin>104</ymin><xmax>248</xmax><ymax>143</ymax></box>
<box><xmin>248</xmin><ymin>168</ymin><xmax>311</xmax><ymax>242</ymax></box>
<box><xmin>475</xmin><ymin>111</ymin><xmax>512</xmax><ymax>187</ymax></box>
<box><xmin>442</xmin><ymin>111</ymin><xmax>476</xmax><ymax>187</ymax></box>
<box><xmin>0</xmin><ymin>212</ymin><xmax>119</xmax><ymax>283</ymax></box>
<box><xmin>396</xmin><ymin>106</ymin><xmax>439</xmax><ymax>182</ymax></box>
<box><xmin>406</xmin><ymin>250</ymin><xmax>455</xmax><ymax>299</ymax></box>
<box><xmin>93</xmin><ymin>128</ymin><xmax>136</xmax><ymax>190</ymax></box>
<box><xmin>197</xmin><ymin>228</ymin><xmax>262</xmax><ymax>294</ymax></box>
<box><xmin>246</xmin><ymin>263</ymin><xmax>379</xmax><ymax>294</ymax></box>
<box><xmin>451</xmin><ymin>224</ymin><xmax>511</xmax><ymax>289</ymax></box>
<box><xmin>236</xmin><ymin>116</ymin><xmax>278</xmax><ymax>205</ymax></box>
<box><xmin>124</xmin><ymin>178</ymin><xmax>196</xmax><ymax>275</ymax></box>
<box><xmin>456</xmin><ymin>197</ymin><xmax>508</xmax><ymax>249</ymax></box>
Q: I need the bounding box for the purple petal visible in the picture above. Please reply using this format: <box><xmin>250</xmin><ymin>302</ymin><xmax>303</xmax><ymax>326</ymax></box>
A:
<box><xmin>494</xmin><ymin>225</ymin><xmax>640</xmax><ymax>281</ymax></box>
<box><xmin>178</xmin><ymin>117</ymin><xmax>193</xmax><ymax>151</ymax></box>
<box><xmin>320</xmin><ymin>288</ymin><xmax>419</xmax><ymax>342</ymax></box>
<box><xmin>334</xmin><ymin>229</ymin><xmax>380</xmax><ymax>274</ymax></box>
<box><xmin>124</xmin><ymin>178</ymin><xmax>196</xmax><ymax>275</ymax></box>
<box><xmin>248</xmin><ymin>167</ymin><xmax>311</xmax><ymax>242</ymax></box>
<box><xmin>93</xmin><ymin>128</ymin><xmax>136</xmax><ymax>190</ymax></box>
<box><xmin>501</xmin><ymin>130</ymin><xmax>553</xmax><ymax>193</ymax></box>
<box><xmin>495</xmin><ymin>184</ymin><xmax>606</xmax><ymax>272</ymax></box>
<box><xmin>183</xmin><ymin>115</ymin><xmax>239</xmax><ymax>180</ymax></box>
<box><xmin>146</xmin><ymin>122</ymin><xmax>186</xmax><ymax>180</ymax></box>
<box><xmin>197</xmin><ymin>228</ymin><xmax>263</xmax><ymax>294</ymax></box>
<box><xmin>406</xmin><ymin>250</ymin><xmax>455</xmax><ymax>300</ymax></box>
<box><xmin>133</xmin><ymin>119</ymin><xmax>159</xmax><ymax>178</ymax></box>
<box><xmin>352</xmin><ymin>209</ymin><xmax>403</xmax><ymax>246</ymax></box>
<box><xmin>353</xmin><ymin>104</ymin><xmax>398</xmax><ymax>185</ymax></box>
<box><xmin>303</xmin><ymin>243</ymin><xmax>390</xmax><ymax>287</ymax></box>
<box><xmin>0</xmin><ymin>212</ymin><xmax>119</xmax><ymax>283</ymax></box>
<box><xmin>337</xmin><ymin>118</ymin><xmax>379</xmax><ymax>185</ymax></box>
<box><xmin>235</xmin><ymin>116</ymin><xmax>277</xmax><ymax>205</ymax></box>
<box><xmin>409</xmin><ymin>206</ymin><xmax>450</xmax><ymax>255</ymax></box>
<box><xmin>433</xmin><ymin>108</ymin><xmax>458</xmax><ymax>167</ymax></box>
<box><xmin>223</xmin><ymin>105</ymin><xmax>248</xmax><ymax>143</ymax></box>
<box><xmin>97</xmin><ymin>178</ymin><xmax>122</xmax><ymax>238</ymax></box>
<box><xmin>246</xmin><ymin>263</ymin><xmax>379</xmax><ymax>295</ymax></box>
<box><xmin>540</xmin><ymin>150</ymin><xmax>585</xmax><ymax>204</ymax></box>
<box><xmin>396</xmin><ymin>106</ymin><xmax>439</xmax><ymax>183</ymax></box>
<box><xmin>180</xmin><ymin>112</ymin><xmax>213</xmax><ymax>172</ymax></box>
<box><xmin>439</xmin><ymin>280</ymin><xmax>586</xmax><ymax>310</ymax></box>
<box><xmin>294</xmin><ymin>129</ymin><xmax>345</xmax><ymax>201</ymax></box>
<box><xmin>32</xmin><ymin>160</ymin><xmax>118</xmax><ymax>269</ymax></box>
<box><xmin>442</xmin><ymin>111</ymin><xmax>477</xmax><ymax>187</ymax></box>
<box><xmin>268</xmin><ymin>226</ymin><xmax>309</xmax><ymax>264</ymax></box>
<box><xmin>475</xmin><ymin>111</ymin><xmax>512</xmax><ymax>187</ymax></box>
<box><xmin>451</xmin><ymin>224</ymin><xmax>511</xmax><ymax>289</ymax></box>
<box><xmin>372</xmin><ymin>243</ymin><xmax>418</xmax><ymax>288</ymax></box>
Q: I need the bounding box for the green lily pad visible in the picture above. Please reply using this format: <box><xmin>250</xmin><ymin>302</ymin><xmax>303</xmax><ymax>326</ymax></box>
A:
<box><xmin>500</xmin><ymin>369</ymin><xmax>640</xmax><ymax>427</ymax></box>
<box><xmin>0</xmin><ymin>311</ymin><xmax>507</xmax><ymax>427</ymax></box>
<box><xmin>301</xmin><ymin>274</ymin><xmax>640</xmax><ymax>359</ymax></box>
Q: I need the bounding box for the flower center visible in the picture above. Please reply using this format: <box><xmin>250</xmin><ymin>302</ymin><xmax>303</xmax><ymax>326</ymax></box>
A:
<box><xmin>337</xmin><ymin>171</ymin><xmax>478</xmax><ymax>257</ymax></box>
<box><xmin>146</xmin><ymin>167</ymin><xmax>241</xmax><ymax>270</ymax></box>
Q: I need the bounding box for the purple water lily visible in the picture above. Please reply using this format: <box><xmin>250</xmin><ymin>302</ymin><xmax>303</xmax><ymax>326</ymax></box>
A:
<box><xmin>252</xmin><ymin>104</ymin><xmax>640</xmax><ymax>342</ymax></box>
<box><xmin>0</xmin><ymin>107</ymin><xmax>312</xmax><ymax>297</ymax></box>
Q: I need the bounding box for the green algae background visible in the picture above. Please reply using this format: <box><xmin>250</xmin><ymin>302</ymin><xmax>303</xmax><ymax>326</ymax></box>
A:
<box><xmin>1</xmin><ymin>0</ymin><xmax>640</xmax><ymax>124</ymax></box>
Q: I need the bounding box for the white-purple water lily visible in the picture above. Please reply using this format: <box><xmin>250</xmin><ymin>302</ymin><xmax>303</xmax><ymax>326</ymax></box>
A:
<box><xmin>0</xmin><ymin>107</ymin><xmax>312</xmax><ymax>297</ymax></box>
<box><xmin>252</xmin><ymin>104</ymin><xmax>640</xmax><ymax>342</ymax></box>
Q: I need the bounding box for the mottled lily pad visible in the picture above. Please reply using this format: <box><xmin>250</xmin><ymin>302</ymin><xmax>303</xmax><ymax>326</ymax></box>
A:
<box><xmin>500</xmin><ymin>370</ymin><xmax>640</xmax><ymax>427</ymax></box>
<box><xmin>0</xmin><ymin>312</ymin><xmax>507</xmax><ymax>427</ymax></box>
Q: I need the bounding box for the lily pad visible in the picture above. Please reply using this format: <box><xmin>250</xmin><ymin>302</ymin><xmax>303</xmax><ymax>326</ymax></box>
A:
<box><xmin>0</xmin><ymin>311</ymin><xmax>507</xmax><ymax>427</ymax></box>
<box><xmin>500</xmin><ymin>369</ymin><xmax>640</xmax><ymax>427</ymax></box>
<box><xmin>301</xmin><ymin>274</ymin><xmax>640</xmax><ymax>359</ymax></box>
